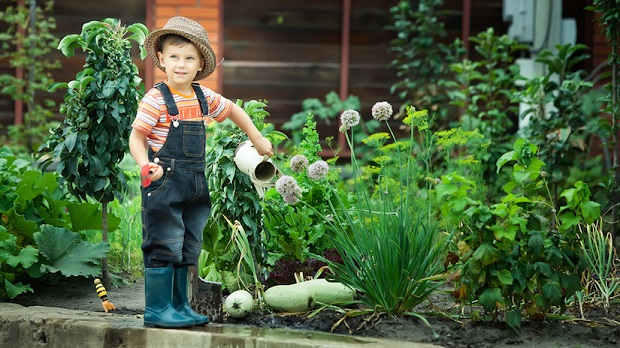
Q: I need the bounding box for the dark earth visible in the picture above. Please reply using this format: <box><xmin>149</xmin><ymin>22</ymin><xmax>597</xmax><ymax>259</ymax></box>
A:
<box><xmin>11</xmin><ymin>276</ymin><xmax>620</xmax><ymax>348</ymax></box>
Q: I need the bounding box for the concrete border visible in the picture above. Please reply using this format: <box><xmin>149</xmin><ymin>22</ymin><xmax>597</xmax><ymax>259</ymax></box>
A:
<box><xmin>0</xmin><ymin>303</ymin><xmax>443</xmax><ymax>348</ymax></box>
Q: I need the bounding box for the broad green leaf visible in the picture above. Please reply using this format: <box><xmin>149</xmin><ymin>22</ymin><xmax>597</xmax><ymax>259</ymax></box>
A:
<box><xmin>533</xmin><ymin>262</ymin><xmax>552</xmax><ymax>277</ymax></box>
<box><xmin>560</xmin><ymin>273</ymin><xmax>583</xmax><ymax>296</ymax></box>
<box><xmin>66</xmin><ymin>202</ymin><xmax>120</xmax><ymax>232</ymax></box>
<box><xmin>541</xmin><ymin>281</ymin><xmax>563</xmax><ymax>305</ymax></box>
<box><xmin>34</xmin><ymin>225</ymin><xmax>109</xmax><ymax>277</ymax></box>
<box><xmin>4</xmin><ymin>279</ymin><xmax>33</xmax><ymax>299</ymax></box>
<box><xmin>498</xmin><ymin>269</ymin><xmax>513</xmax><ymax>285</ymax></box>
<box><xmin>505</xmin><ymin>309</ymin><xmax>522</xmax><ymax>331</ymax></box>
<box><xmin>580</xmin><ymin>201</ymin><xmax>601</xmax><ymax>223</ymax></box>
<box><xmin>558</xmin><ymin>212</ymin><xmax>580</xmax><ymax>230</ymax></box>
<box><xmin>2</xmin><ymin>209</ymin><xmax>38</xmax><ymax>242</ymax></box>
<box><xmin>479</xmin><ymin>287</ymin><xmax>503</xmax><ymax>311</ymax></box>
<box><xmin>0</xmin><ymin>245</ymin><xmax>39</xmax><ymax>268</ymax></box>
<box><xmin>491</xmin><ymin>224</ymin><xmax>517</xmax><ymax>241</ymax></box>
<box><xmin>472</xmin><ymin>243</ymin><xmax>499</xmax><ymax>266</ymax></box>
<box><xmin>527</xmin><ymin>232</ymin><xmax>544</xmax><ymax>255</ymax></box>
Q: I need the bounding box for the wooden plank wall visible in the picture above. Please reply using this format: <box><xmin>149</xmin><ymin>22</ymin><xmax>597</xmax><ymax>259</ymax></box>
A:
<box><xmin>0</xmin><ymin>0</ymin><xmax>612</xmax><ymax>140</ymax></box>
<box><xmin>221</xmin><ymin>0</ymin><xmax>401</xmax><ymax>141</ymax></box>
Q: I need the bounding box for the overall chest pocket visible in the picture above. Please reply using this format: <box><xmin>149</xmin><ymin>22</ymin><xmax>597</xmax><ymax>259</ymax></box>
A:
<box><xmin>182</xmin><ymin>123</ymin><xmax>206</xmax><ymax>157</ymax></box>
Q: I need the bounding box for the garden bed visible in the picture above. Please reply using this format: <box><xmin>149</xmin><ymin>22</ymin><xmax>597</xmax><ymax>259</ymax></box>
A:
<box><xmin>11</xmin><ymin>277</ymin><xmax>620</xmax><ymax>348</ymax></box>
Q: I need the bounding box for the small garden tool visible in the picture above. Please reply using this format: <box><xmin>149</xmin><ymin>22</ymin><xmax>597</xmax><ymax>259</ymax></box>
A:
<box><xmin>94</xmin><ymin>278</ymin><xmax>116</xmax><ymax>313</ymax></box>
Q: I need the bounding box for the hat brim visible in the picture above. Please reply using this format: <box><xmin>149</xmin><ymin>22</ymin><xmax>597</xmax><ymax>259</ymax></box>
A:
<box><xmin>145</xmin><ymin>28</ymin><xmax>217</xmax><ymax>81</ymax></box>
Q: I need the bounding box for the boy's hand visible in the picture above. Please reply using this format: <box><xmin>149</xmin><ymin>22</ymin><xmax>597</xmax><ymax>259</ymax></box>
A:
<box><xmin>140</xmin><ymin>162</ymin><xmax>163</xmax><ymax>188</ymax></box>
<box><xmin>251</xmin><ymin>136</ymin><xmax>274</xmax><ymax>158</ymax></box>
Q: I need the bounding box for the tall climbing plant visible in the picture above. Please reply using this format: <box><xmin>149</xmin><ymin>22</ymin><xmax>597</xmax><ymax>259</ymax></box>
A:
<box><xmin>0</xmin><ymin>0</ymin><xmax>60</xmax><ymax>154</ymax></box>
<box><xmin>36</xmin><ymin>18</ymin><xmax>148</xmax><ymax>287</ymax></box>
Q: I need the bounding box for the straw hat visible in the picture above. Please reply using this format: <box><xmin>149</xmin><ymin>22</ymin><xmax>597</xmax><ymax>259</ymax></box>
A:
<box><xmin>145</xmin><ymin>16</ymin><xmax>217</xmax><ymax>81</ymax></box>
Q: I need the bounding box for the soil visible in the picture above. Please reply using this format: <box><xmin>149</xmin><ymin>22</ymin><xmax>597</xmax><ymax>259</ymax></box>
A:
<box><xmin>10</xmin><ymin>276</ymin><xmax>620</xmax><ymax>348</ymax></box>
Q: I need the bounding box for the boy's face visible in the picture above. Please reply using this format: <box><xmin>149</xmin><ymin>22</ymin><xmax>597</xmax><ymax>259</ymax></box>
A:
<box><xmin>157</xmin><ymin>41</ymin><xmax>204</xmax><ymax>90</ymax></box>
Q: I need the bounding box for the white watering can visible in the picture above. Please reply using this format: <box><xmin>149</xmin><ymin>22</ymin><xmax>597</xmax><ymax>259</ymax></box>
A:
<box><xmin>233</xmin><ymin>140</ymin><xmax>278</xmax><ymax>198</ymax></box>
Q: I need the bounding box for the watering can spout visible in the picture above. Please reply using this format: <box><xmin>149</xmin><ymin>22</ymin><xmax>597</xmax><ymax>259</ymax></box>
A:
<box><xmin>233</xmin><ymin>140</ymin><xmax>278</xmax><ymax>198</ymax></box>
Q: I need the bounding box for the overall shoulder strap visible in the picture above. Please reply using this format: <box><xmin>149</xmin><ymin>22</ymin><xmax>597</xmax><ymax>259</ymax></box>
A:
<box><xmin>191</xmin><ymin>83</ymin><xmax>209</xmax><ymax>116</ymax></box>
<box><xmin>154</xmin><ymin>82</ymin><xmax>179</xmax><ymax>116</ymax></box>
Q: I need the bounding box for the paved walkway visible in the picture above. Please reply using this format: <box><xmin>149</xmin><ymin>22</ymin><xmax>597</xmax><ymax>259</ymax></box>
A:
<box><xmin>0</xmin><ymin>303</ymin><xmax>443</xmax><ymax>348</ymax></box>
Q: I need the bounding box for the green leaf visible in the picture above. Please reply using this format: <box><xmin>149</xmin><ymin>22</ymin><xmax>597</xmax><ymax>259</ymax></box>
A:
<box><xmin>491</xmin><ymin>224</ymin><xmax>517</xmax><ymax>241</ymax></box>
<box><xmin>65</xmin><ymin>132</ymin><xmax>78</xmax><ymax>152</ymax></box>
<box><xmin>57</xmin><ymin>34</ymin><xmax>82</xmax><ymax>57</ymax></box>
<box><xmin>5</xmin><ymin>245</ymin><xmax>39</xmax><ymax>269</ymax></box>
<box><xmin>560</xmin><ymin>273</ymin><xmax>582</xmax><ymax>296</ymax></box>
<box><xmin>34</xmin><ymin>225</ymin><xmax>109</xmax><ymax>277</ymax></box>
<box><xmin>505</xmin><ymin>309</ymin><xmax>522</xmax><ymax>331</ymax></box>
<box><xmin>527</xmin><ymin>232</ymin><xmax>544</xmax><ymax>255</ymax></box>
<box><xmin>580</xmin><ymin>201</ymin><xmax>601</xmax><ymax>223</ymax></box>
<box><xmin>472</xmin><ymin>243</ymin><xmax>499</xmax><ymax>266</ymax></box>
<box><xmin>558</xmin><ymin>212</ymin><xmax>580</xmax><ymax>230</ymax></box>
<box><xmin>67</xmin><ymin>202</ymin><xmax>120</xmax><ymax>232</ymax></box>
<box><xmin>541</xmin><ymin>281</ymin><xmax>563</xmax><ymax>305</ymax></box>
<box><xmin>498</xmin><ymin>269</ymin><xmax>513</xmax><ymax>285</ymax></box>
<box><xmin>479</xmin><ymin>287</ymin><xmax>503</xmax><ymax>311</ymax></box>
<box><xmin>533</xmin><ymin>262</ymin><xmax>553</xmax><ymax>277</ymax></box>
<box><xmin>48</xmin><ymin>82</ymin><xmax>68</xmax><ymax>93</ymax></box>
<box><xmin>4</xmin><ymin>279</ymin><xmax>33</xmax><ymax>299</ymax></box>
<box><xmin>80</xmin><ymin>76</ymin><xmax>95</xmax><ymax>90</ymax></box>
<box><xmin>126</xmin><ymin>23</ymin><xmax>149</xmax><ymax>44</ymax></box>
<box><xmin>496</xmin><ymin>150</ymin><xmax>515</xmax><ymax>173</ymax></box>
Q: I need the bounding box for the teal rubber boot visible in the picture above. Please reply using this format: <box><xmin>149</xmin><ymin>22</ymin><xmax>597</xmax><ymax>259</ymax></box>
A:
<box><xmin>144</xmin><ymin>267</ymin><xmax>195</xmax><ymax>328</ymax></box>
<box><xmin>173</xmin><ymin>267</ymin><xmax>209</xmax><ymax>325</ymax></box>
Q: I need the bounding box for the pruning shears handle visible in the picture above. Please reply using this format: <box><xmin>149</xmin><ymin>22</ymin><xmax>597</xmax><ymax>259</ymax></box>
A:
<box><xmin>140</xmin><ymin>163</ymin><xmax>157</xmax><ymax>188</ymax></box>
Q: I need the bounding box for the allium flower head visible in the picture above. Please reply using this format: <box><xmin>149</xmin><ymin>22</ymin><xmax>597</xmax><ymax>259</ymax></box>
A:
<box><xmin>307</xmin><ymin>160</ymin><xmax>329</xmax><ymax>181</ymax></box>
<box><xmin>371</xmin><ymin>101</ymin><xmax>393</xmax><ymax>121</ymax></box>
<box><xmin>282</xmin><ymin>194</ymin><xmax>300</xmax><ymax>205</ymax></box>
<box><xmin>289</xmin><ymin>154</ymin><xmax>309</xmax><ymax>173</ymax></box>
<box><xmin>275</xmin><ymin>175</ymin><xmax>301</xmax><ymax>197</ymax></box>
<box><xmin>339</xmin><ymin>109</ymin><xmax>360</xmax><ymax>132</ymax></box>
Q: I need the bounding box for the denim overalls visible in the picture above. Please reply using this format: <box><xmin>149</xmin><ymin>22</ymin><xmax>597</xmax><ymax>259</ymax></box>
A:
<box><xmin>141</xmin><ymin>82</ymin><xmax>211</xmax><ymax>268</ymax></box>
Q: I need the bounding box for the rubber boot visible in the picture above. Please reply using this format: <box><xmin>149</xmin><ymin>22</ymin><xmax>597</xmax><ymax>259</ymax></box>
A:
<box><xmin>173</xmin><ymin>267</ymin><xmax>209</xmax><ymax>325</ymax></box>
<box><xmin>144</xmin><ymin>267</ymin><xmax>195</xmax><ymax>328</ymax></box>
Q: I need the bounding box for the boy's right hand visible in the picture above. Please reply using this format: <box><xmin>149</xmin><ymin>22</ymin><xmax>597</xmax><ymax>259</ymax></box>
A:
<box><xmin>140</xmin><ymin>162</ymin><xmax>163</xmax><ymax>188</ymax></box>
<box><xmin>251</xmin><ymin>136</ymin><xmax>274</xmax><ymax>158</ymax></box>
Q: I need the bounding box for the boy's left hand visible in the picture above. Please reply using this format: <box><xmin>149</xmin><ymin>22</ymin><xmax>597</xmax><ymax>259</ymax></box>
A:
<box><xmin>251</xmin><ymin>136</ymin><xmax>274</xmax><ymax>158</ymax></box>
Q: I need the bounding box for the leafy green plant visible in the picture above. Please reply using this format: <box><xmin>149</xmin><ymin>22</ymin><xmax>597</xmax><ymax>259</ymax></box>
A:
<box><xmin>0</xmin><ymin>0</ymin><xmax>60</xmax><ymax>154</ymax></box>
<box><xmin>36</xmin><ymin>18</ymin><xmax>148</xmax><ymax>288</ymax></box>
<box><xmin>262</xmin><ymin>114</ymin><xmax>348</xmax><ymax>264</ymax></box>
<box><xmin>579</xmin><ymin>221</ymin><xmax>620</xmax><ymax>314</ymax></box>
<box><xmin>439</xmin><ymin>138</ymin><xmax>598</xmax><ymax>330</ymax></box>
<box><xmin>448</xmin><ymin>28</ymin><xmax>527</xmax><ymax>190</ymax></box>
<box><xmin>0</xmin><ymin>146</ymin><xmax>113</xmax><ymax>300</ymax></box>
<box><xmin>516</xmin><ymin>44</ymin><xmax>605</xmax><ymax>206</ymax></box>
<box><xmin>387</xmin><ymin>0</ymin><xmax>464</xmax><ymax>126</ymax></box>
<box><xmin>201</xmin><ymin>99</ymin><xmax>286</xmax><ymax>287</ymax></box>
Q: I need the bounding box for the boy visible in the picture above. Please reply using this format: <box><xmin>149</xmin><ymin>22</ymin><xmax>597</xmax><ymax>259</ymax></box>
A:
<box><xmin>129</xmin><ymin>16</ymin><xmax>273</xmax><ymax>328</ymax></box>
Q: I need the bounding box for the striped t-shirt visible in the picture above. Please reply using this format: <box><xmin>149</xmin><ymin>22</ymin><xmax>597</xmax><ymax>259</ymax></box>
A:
<box><xmin>132</xmin><ymin>83</ymin><xmax>233</xmax><ymax>151</ymax></box>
